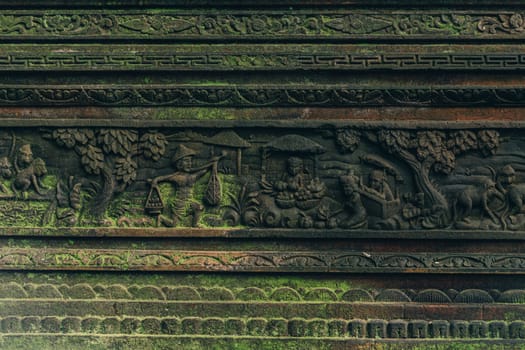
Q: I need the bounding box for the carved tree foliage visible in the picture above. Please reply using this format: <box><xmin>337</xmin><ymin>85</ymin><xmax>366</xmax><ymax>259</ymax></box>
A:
<box><xmin>45</xmin><ymin>128</ymin><xmax>167</xmax><ymax>220</ymax></box>
<box><xmin>336</xmin><ymin>129</ymin><xmax>501</xmax><ymax>227</ymax></box>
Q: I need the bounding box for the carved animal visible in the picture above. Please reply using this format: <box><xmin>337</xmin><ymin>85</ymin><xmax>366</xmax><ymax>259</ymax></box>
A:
<box><xmin>12</xmin><ymin>157</ymin><xmax>47</xmax><ymax>195</ymax></box>
<box><xmin>454</xmin><ymin>178</ymin><xmax>504</xmax><ymax>224</ymax></box>
<box><xmin>0</xmin><ymin>156</ymin><xmax>13</xmax><ymax>193</ymax></box>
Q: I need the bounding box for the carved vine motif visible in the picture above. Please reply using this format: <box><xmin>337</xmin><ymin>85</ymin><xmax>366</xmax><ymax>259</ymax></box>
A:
<box><xmin>1</xmin><ymin>247</ymin><xmax>525</xmax><ymax>272</ymax></box>
<box><xmin>0</xmin><ymin>126</ymin><xmax>518</xmax><ymax>232</ymax></box>
<box><xmin>0</xmin><ymin>86</ymin><xmax>523</xmax><ymax>107</ymax></box>
<box><xmin>0</xmin><ymin>12</ymin><xmax>524</xmax><ymax>39</ymax></box>
<box><xmin>478</xmin><ymin>13</ymin><xmax>525</xmax><ymax>34</ymax></box>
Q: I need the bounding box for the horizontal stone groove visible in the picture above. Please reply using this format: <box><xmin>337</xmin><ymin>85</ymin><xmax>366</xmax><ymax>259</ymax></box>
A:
<box><xmin>0</xmin><ymin>85</ymin><xmax>523</xmax><ymax>107</ymax></box>
<box><xmin>3</xmin><ymin>227</ymin><xmax>525</xmax><ymax>240</ymax></box>
<box><xmin>0</xmin><ymin>118</ymin><xmax>522</xmax><ymax>129</ymax></box>
<box><xmin>3</xmin><ymin>248</ymin><xmax>525</xmax><ymax>273</ymax></box>
<box><xmin>1</xmin><ymin>283</ymin><xmax>523</xmax><ymax>304</ymax></box>
<box><xmin>0</xmin><ymin>10</ymin><xmax>524</xmax><ymax>42</ymax></box>
<box><xmin>0</xmin><ymin>0</ymin><xmax>522</xmax><ymax>6</ymax></box>
<box><xmin>2</xmin><ymin>45</ymin><xmax>525</xmax><ymax>71</ymax></box>
<box><xmin>0</xmin><ymin>1</ymin><xmax>522</xmax><ymax>7</ymax></box>
<box><xmin>0</xmin><ymin>316</ymin><xmax>523</xmax><ymax>339</ymax></box>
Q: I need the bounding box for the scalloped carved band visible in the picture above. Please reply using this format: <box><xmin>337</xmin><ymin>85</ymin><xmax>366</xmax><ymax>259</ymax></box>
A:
<box><xmin>0</xmin><ymin>86</ymin><xmax>523</xmax><ymax>106</ymax></box>
<box><xmin>0</xmin><ymin>283</ymin><xmax>521</xmax><ymax>304</ymax></box>
<box><xmin>2</xmin><ymin>249</ymin><xmax>525</xmax><ymax>273</ymax></box>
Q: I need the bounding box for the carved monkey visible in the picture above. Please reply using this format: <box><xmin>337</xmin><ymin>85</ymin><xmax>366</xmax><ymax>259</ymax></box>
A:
<box><xmin>505</xmin><ymin>184</ymin><xmax>525</xmax><ymax>216</ymax></box>
<box><xmin>12</xmin><ymin>157</ymin><xmax>47</xmax><ymax>195</ymax></box>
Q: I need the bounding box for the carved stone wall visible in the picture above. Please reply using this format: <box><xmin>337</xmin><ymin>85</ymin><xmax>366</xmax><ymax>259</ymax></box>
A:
<box><xmin>1</xmin><ymin>1</ymin><xmax>525</xmax><ymax>349</ymax></box>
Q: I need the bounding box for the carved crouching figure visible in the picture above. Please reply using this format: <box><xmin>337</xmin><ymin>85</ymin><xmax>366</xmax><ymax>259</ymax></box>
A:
<box><xmin>12</xmin><ymin>157</ymin><xmax>48</xmax><ymax>196</ymax></box>
<box><xmin>0</xmin><ymin>156</ymin><xmax>13</xmax><ymax>193</ymax></box>
<box><xmin>338</xmin><ymin>171</ymin><xmax>367</xmax><ymax>229</ymax></box>
<box><xmin>454</xmin><ymin>178</ymin><xmax>504</xmax><ymax>227</ymax></box>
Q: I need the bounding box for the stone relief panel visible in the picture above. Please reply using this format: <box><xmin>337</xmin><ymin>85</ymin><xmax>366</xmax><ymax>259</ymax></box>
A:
<box><xmin>0</xmin><ymin>126</ymin><xmax>523</xmax><ymax>232</ymax></box>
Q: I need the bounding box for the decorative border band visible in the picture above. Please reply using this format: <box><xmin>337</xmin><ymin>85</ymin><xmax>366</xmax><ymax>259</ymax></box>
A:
<box><xmin>0</xmin><ymin>316</ymin><xmax>522</xmax><ymax>339</ymax></box>
<box><xmin>0</xmin><ymin>85</ymin><xmax>524</xmax><ymax>107</ymax></box>
<box><xmin>2</xmin><ymin>249</ymin><xmax>525</xmax><ymax>273</ymax></box>
<box><xmin>0</xmin><ymin>11</ymin><xmax>524</xmax><ymax>41</ymax></box>
<box><xmin>2</xmin><ymin>48</ymin><xmax>525</xmax><ymax>71</ymax></box>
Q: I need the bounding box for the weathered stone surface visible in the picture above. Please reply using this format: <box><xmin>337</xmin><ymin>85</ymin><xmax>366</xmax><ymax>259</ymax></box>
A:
<box><xmin>0</xmin><ymin>0</ymin><xmax>523</xmax><ymax>349</ymax></box>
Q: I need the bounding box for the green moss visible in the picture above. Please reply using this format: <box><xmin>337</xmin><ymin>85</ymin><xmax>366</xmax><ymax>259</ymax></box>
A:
<box><xmin>393</xmin><ymin>343</ymin><xmax>525</xmax><ymax>350</ymax></box>
<box><xmin>154</xmin><ymin>108</ymin><xmax>236</xmax><ymax>121</ymax></box>
<box><xmin>41</xmin><ymin>174</ymin><xmax>58</xmax><ymax>189</ymax></box>
<box><xmin>0</xmin><ymin>271</ymin><xmax>358</xmax><ymax>291</ymax></box>
<box><xmin>0</xmin><ymin>336</ymin><xmax>337</xmax><ymax>350</ymax></box>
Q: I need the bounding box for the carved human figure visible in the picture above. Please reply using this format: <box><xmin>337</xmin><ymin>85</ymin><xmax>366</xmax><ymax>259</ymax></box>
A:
<box><xmin>149</xmin><ymin>145</ymin><xmax>220</xmax><ymax>227</ymax></box>
<box><xmin>499</xmin><ymin>165</ymin><xmax>525</xmax><ymax>217</ymax></box>
<box><xmin>365</xmin><ymin>169</ymin><xmax>394</xmax><ymax>201</ymax></box>
<box><xmin>497</xmin><ymin>164</ymin><xmax>516</xmax><ymax>194</ymax></box>
<box><xmin>337</xmin><ymin>171</ymin><xmax>367</xmax><ymax>229</ymax></box>
<box><xmin>275</xmin><ymin>156</ymin><xmax>310</xmax><ymax>193</ymax></box>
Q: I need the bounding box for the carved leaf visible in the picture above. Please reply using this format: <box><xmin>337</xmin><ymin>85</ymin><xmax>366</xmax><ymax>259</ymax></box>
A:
<box><xmin>278</xmin><ymin>255</ymin><xmax>327</xmax><ymax>267</ymax></box>
<box><xmin>79</xmin><ymin>145</ymin><xmax>104</xmax><ymax>175</ymax></box>
<box><xmin>232</xmin><ymin>255</ymin><xmax>275</xmax><ymax>267</ymax></box>
<box><xmin>89</xmin><ymin>254</ymin><xmax>126</xmax><ymax>267</ymax></box>
<box><xmin>52</xmin><ymin>128</ymin><xmax>77</xmax><ymax>148</ymax></box>
<box><xmin>491</xmin><ymin>257</ymin><xmax>525</xmax><ymax>269</ymax></box>
<box><xmin>140</xmin><ymin>131</ymin><xmax>168</xmax><ymax>161</ymax></box>
<box><xmin>180</xmin><ymin>255</ymin><xmax>225</xmax><ymax>267</ymax></box>
<box><xmin>119</xmin><ymin>16</ymin><xmax>194</xmax><ymax>34</ymax></box>
<box><xmin>432</xmin><ymin>256</ymin><xmax>485</xmax><ymax>268</ymax></box>
<box><xmin>0</xmin><ymin>253</ymin><xmax>33</xmax><ymax>266</ymax></box>
<box><xmin>332</xmin><ymin>255</ymin><xmax>376</xmax><ymax>268</ymax></box>
<box><xmin>378</xmin><ymin>256</ymin><xmax>426</xmax><ymax>268</ymax></box>
<box><xmin>98</xmin><ymin>129</ymin><xmax>138</xmax><ymax>157</ymax></box>
<box><xmin>133</xmin><ymin>254</ymin><xmax>174</xmax><ymax>267</ymax></box>
<box><xmin>115</xmin><ymin>156</ymin><xmax>137</xmax><ymax>185</ymax></box>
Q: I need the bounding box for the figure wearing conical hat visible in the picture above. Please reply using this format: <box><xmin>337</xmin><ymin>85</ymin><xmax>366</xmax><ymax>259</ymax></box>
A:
<box><xmin>149</xmin><ymin>145</ymin><xmax>222</xmax><ymax>227</ymax></box>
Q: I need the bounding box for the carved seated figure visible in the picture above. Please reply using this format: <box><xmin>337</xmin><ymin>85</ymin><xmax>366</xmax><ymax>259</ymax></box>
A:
<box><xmin>273</xmin><ymin>156</ymin><xmax>326</xmax><ymax>210</ymax></box>
<box><xmin>275</xmin><ymin>156</ymin><xmax>311</xmax><ymax>193</ymax></box>
<box><xmin>11</xmin><ymin>145</ymin><xmax>48</xmax><ymax>197</ymax></box>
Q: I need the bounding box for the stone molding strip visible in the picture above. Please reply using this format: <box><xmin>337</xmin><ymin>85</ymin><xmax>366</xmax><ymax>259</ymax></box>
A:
<box><xmin>2</xmin><ymin>248</ymin><xmax>525</xmax><ymax>273</ymax></box>
<box><xmin>0</xmin><ymin>11</ymin><xmax>524</xmax><ymax>41</ymax></box>
<box><xmin>0</xmin><ymin>85</ymin><xmax>523</xmax><ymax>107</ymax></box>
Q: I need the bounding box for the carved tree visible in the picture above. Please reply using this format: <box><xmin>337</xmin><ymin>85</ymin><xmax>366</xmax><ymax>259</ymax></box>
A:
<box><xmin>45</xmin><ymin>128</ymin><xmax>167</xmax><ymax>220</ymax></box>
<box><xmin>336</xmin><ymin>128</ymin><xmax>501</xmax><ymax>225</ymax></box>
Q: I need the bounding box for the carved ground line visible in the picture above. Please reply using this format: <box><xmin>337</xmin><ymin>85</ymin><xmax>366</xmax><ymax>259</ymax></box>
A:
<box><xmin>3</xmin><ymin>227</ymin><xmax>525</xmax><ymax>240</ymax></box>
<box><xmin>1</xmin><ymin>249</ymin><xmax>525</xmax><ymax>272</ymax></box>
<box><xmin>0</xmin><ymin>119</ymin><xmax>523</xmax><ymax>129</ymax></box>
<box><xmin>0</xmin><ymin>86</ymin><xmax>524</xmax><ymax>106</ymax></box>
